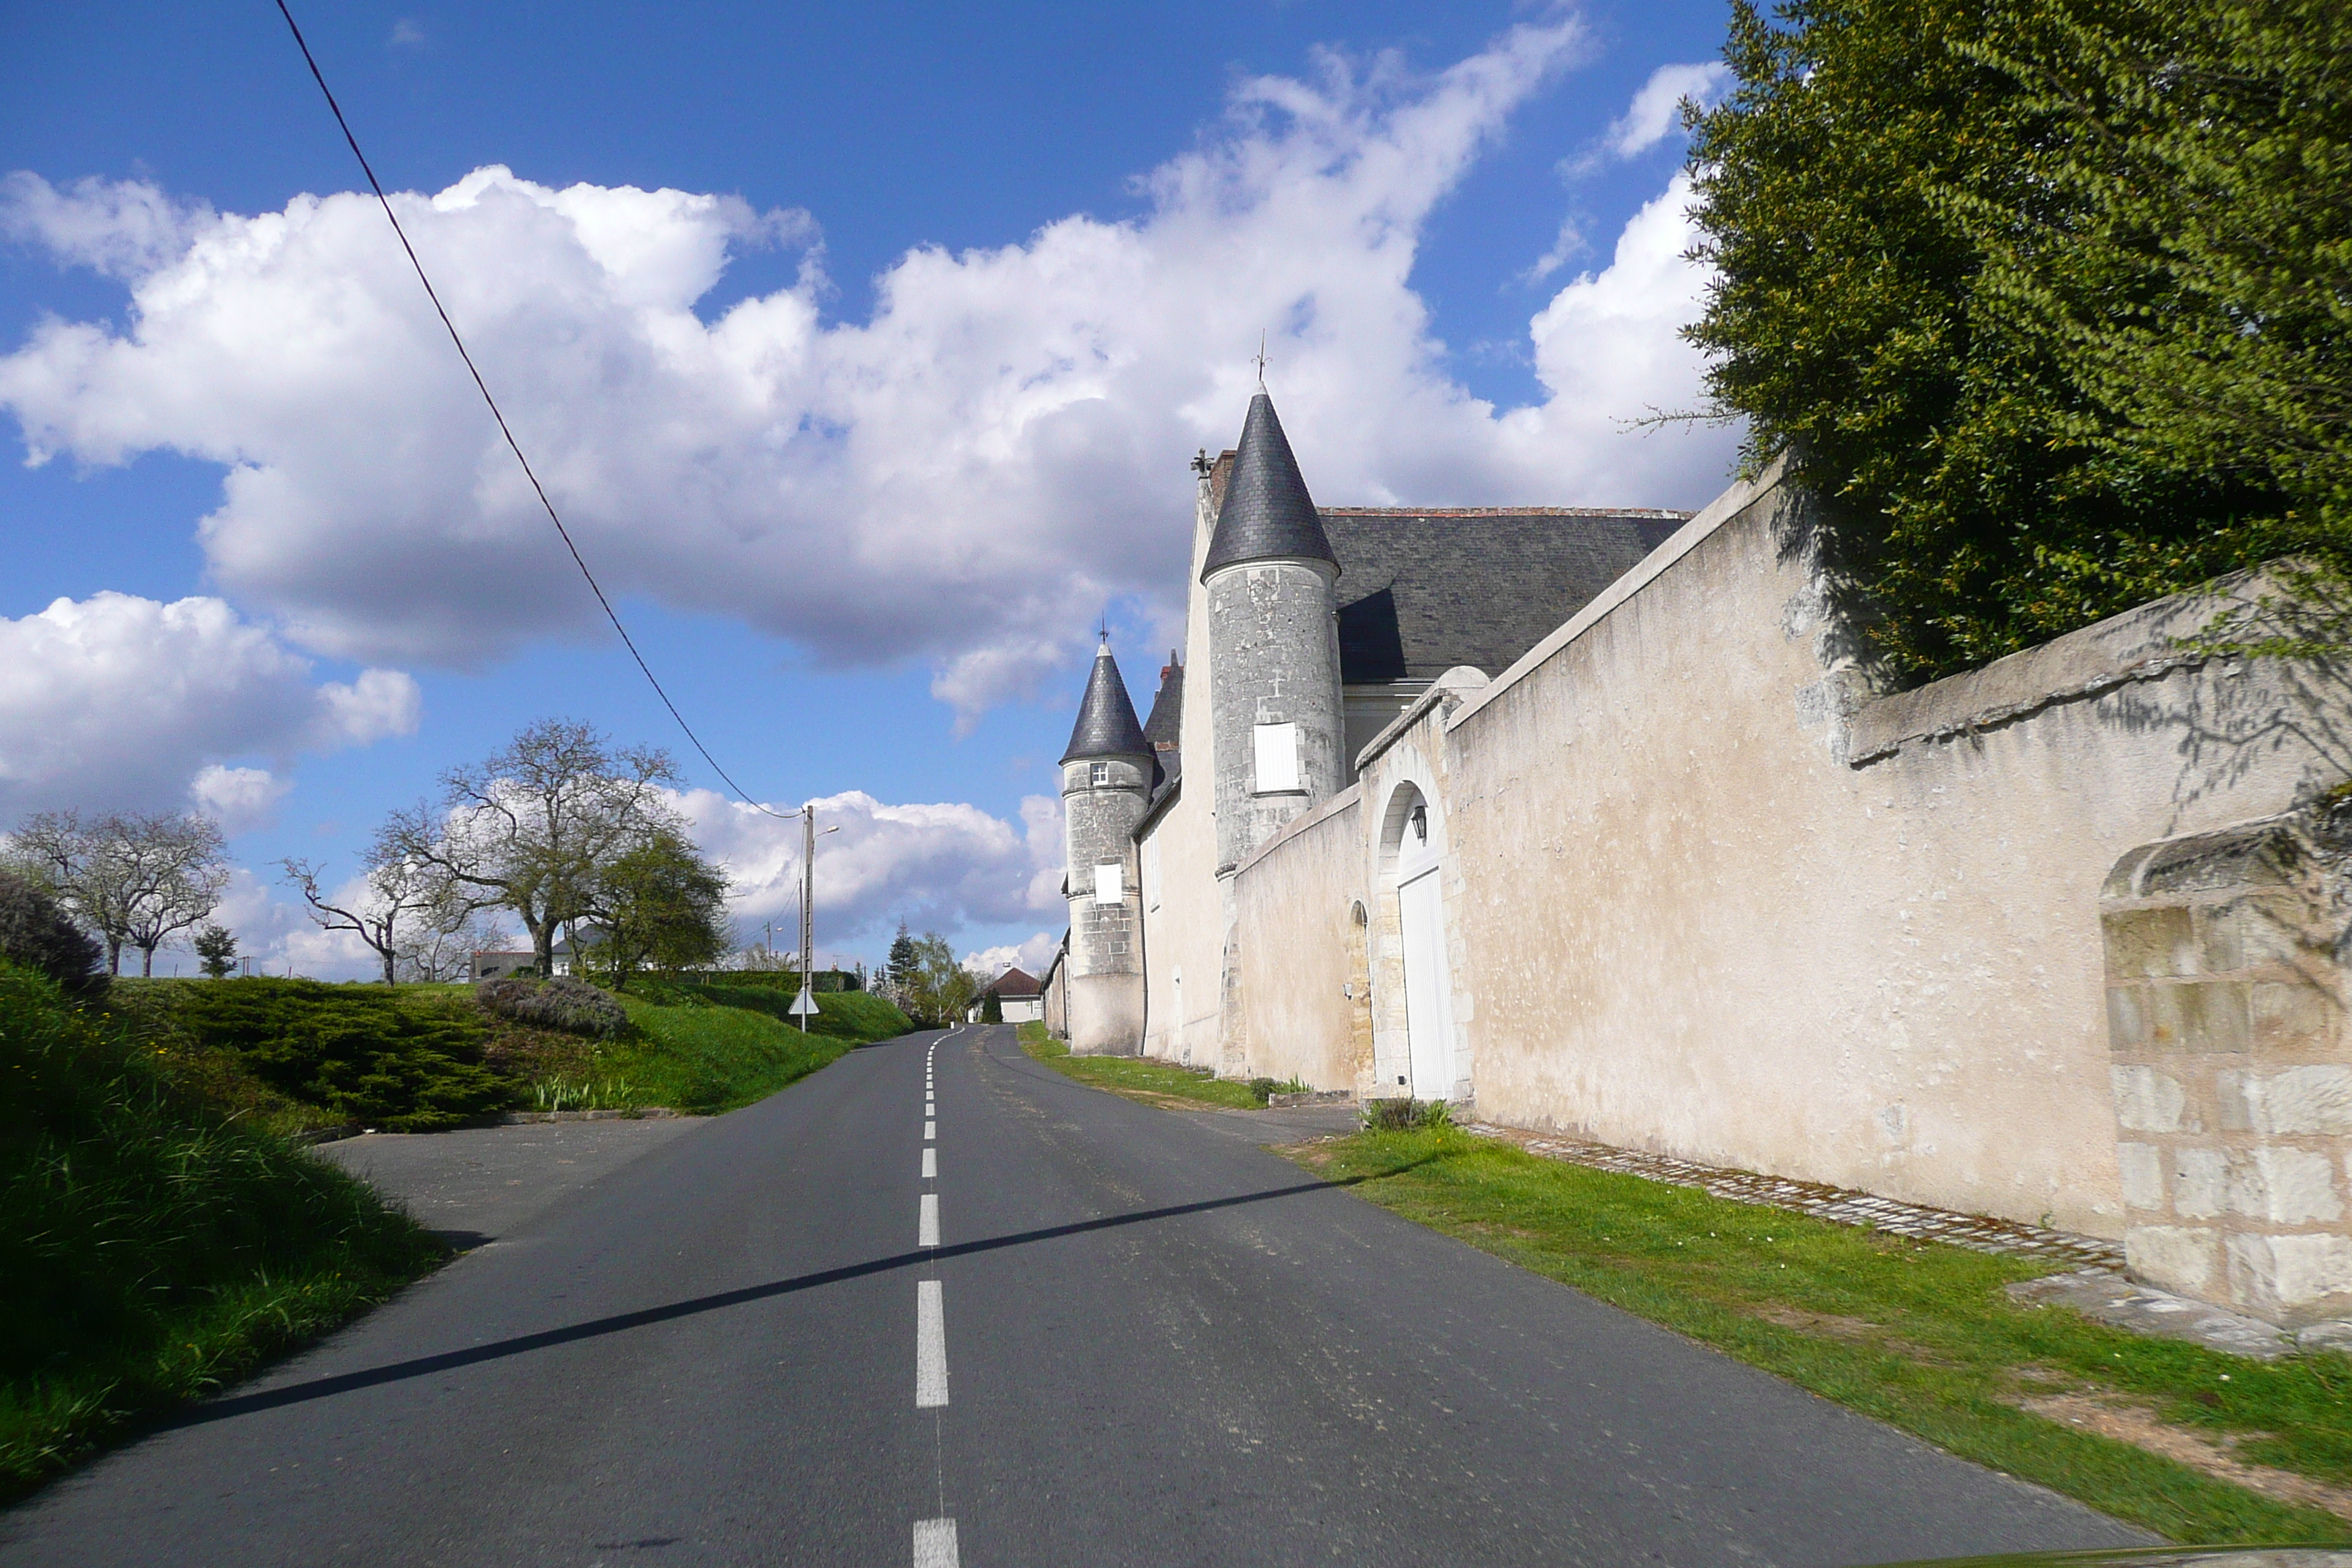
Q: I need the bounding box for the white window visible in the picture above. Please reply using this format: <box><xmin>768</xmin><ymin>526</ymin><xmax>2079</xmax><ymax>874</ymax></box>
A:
<box><xmin>1253</xmin><ymin>722</ymin><xmax>1300</xmax><ymax>794</ymax></box>
<box><xmin>1089</xmin><ymin>761</ymin><xmax>1109</xmax><ymax>787</ymax></box>
<box><xmin>1093</xmin><ymin>863</ymin><xmax>1123</xmax><ymax>904</ymax></box>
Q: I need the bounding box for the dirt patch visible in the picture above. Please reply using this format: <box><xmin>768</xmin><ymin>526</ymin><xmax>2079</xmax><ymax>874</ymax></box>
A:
<box><xmin>2018</xmin><ymin>1392</ymin><xmax>2352</xmax><ymax>1523</ymax></box>
<box><xmin>1754</xmin><ymin>1306</ymin><xmax>1958</xmax><ymax>1366</ymax></box>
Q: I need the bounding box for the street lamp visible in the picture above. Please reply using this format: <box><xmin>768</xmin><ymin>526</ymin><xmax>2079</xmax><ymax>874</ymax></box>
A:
<box><xmin>791</xmin><ymin>806</ymin><xmax>842</xmax><ymax>1031</ymax></box>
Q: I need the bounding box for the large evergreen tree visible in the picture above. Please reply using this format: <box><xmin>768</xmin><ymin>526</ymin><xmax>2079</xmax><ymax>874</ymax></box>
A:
<box><xmin>1686</xmin><ymin>0</ymin><xmax>2348</xmax><ymax>682</ymax></box>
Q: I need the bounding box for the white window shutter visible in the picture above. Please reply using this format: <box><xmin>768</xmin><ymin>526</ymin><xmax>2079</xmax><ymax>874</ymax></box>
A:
<box><xmin>1254</xmin><ymin>722</ymin><xmax>1300</xmax><ymax>794</ymax></box>
<box><xmin>1093</xmin><ymin>863</ymin><xmax>1123</xmax><ymax>904</ymax></box>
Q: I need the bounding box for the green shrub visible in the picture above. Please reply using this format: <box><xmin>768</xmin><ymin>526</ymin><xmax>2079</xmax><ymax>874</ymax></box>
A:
<box><xmin>0</xmin><ymin>961</ymin><xmax>440</xmax><ymax>1493</ymax></box>
<box><xmin>175</xmin><ymin>978</ymin><xmax>515</xmax><ymax>1131</ymax></box>
<box><xmin>1362</xmin><ymin>1098</ymin><xmax>1451</xmax><ymax>1131</ymax></box>
<box><xmin>0</xmin><ymin>871</ymin><xmax>105</xmax><ymax>1002</ymax></box>
<box><xmin>475</xmin><ymin>976</ymin><xmax>630</xmax><ymax>1039</ymax></box>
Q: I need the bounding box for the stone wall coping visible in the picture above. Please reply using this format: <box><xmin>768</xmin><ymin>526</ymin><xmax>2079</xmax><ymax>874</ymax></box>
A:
<box><xmin>2100</xmin><ymin>809</ymin><xmax>2311</xmax><ymax>902</ymax></box>
<box><xmin>1847</xmin><ymin>565</ymin><xmax>2284</xmax><ymax>766</ymax></box>
<box><xmin>1445</xmin><ymin>455</ymin><xmax>1790</xmax><ymax>734</ymax></box>
<box><xmin>1233</xmin><ymin>781</ymin><xmax>1362</xmax><ymax>882</ymax></box>
<box><xmin>1354</xmin><ymin>666</ymin><xmax>1490</xmax><ymax>772</ymax></box>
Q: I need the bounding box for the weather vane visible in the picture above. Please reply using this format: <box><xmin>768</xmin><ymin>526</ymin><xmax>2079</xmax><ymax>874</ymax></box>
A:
<box><xmin>1254</xmin><ymin>330</ymin><xmax>1269</xmax><ymax>389</ymax></box>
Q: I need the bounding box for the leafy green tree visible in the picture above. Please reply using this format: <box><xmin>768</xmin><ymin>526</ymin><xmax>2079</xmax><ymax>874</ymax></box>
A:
<box><xmin>1684</xmin><ymin>0</ymin><xmax>2345</xmax><ymax>682</ymax></box>
<box><xmin>0</xmin><ymin>868</ymin><xmax>107</xmax><ymax>999</ymax></box>
<box><xmin>192</xmin><ymin>924</ymin><xmax>238</xmax><ymax>980</ymax></box>
<box><xmin>581</xmin><ymin>830</ymin><xmax>731</xmax><ymax>991</ymax></box>
<box><xmin>980</xmin><ymin>988</ymin><xmax>1003</xmax><ymax>1025</ymax></box>
<box><xmin>894</xmin><ymin>931</ymin><xmax>976</xmax><ymax>1028</ymax></box>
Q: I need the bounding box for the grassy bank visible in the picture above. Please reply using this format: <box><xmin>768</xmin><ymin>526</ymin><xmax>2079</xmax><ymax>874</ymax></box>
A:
<box><xmin>1</xmin><ymin>963</ymin><xmax>443</xmax><ymax>1501</ymax></box>
<box><xmin>594</xmin><ymin>984</ymin><xmax>911</xmax><ymax>1114</ymax></box>
<box><xmin>1014</xmin><ymin>1020</ymin><xmax>1298</xmax><ymax>1109</ymax></box>
<box><xmin>1287</xmin><ymin>1127</ymin><xmax>2352</xmax><ymax>1545</ymax></box>
<box><xmin>111</xmin><ymin>976</ymin><xmax>913</xmax><ymax>1123</ymax></box>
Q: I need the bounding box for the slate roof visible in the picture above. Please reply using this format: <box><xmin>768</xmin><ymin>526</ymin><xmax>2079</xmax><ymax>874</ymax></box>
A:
<box><xmin>1321</xmin><ymin>508</ymin><xmax>1690</xmax><ymax>684</ymax></box>
<box><xmin>1142</xmin><ymin>655</ymin><xmax>1183</xmax><ymax>783</ymax></box>
<box><xmin>1201</xmin><ymin>393</ymin><xmax>1339</xmax><ymax>580</ymax></box>
<box><xmin>1060</xmin><ymin>641</ymin><xmax>1152</xmax><ymax>763</ymax></box>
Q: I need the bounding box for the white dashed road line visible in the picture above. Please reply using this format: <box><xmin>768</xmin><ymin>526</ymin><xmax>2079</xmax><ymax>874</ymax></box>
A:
<box><xmin>913</xmin><ymin>1517</ymin><xmax>959</xmax><ymax>1567</ymax></box>
<box><xmin>916</xmin><ymin>1279</ymin><xmax>949</xmax><ymax>1408</ymax></box>
<box><xmin>914</xmin><ymin>1032</ymin><xmax>956</xmax><ymax>1562</ymax></box>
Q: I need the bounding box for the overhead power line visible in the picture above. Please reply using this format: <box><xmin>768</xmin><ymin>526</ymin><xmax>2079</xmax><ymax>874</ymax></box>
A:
<box><xmin>271</xmin><ymin>0</ymin><xmax>788</xmax><ymax>821</ymax></box>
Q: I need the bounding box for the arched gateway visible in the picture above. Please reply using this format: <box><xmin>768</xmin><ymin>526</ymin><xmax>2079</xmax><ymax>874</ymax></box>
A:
<box><xmin>1379</xmin><ymin>781</ymin><xmax>1456</xmax><ymax>1101</ymax></box>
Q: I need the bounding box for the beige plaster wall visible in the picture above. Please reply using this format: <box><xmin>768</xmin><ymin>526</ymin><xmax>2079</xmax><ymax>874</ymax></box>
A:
<box><xmin>1435</xmin><ymin>468</ymin><xmax>2351</xmax><ymax>1237</ymax></box>
<box><xmin>1137</xmin><ymin>467</ymin><xmax>1232</xmax><ymax>1068</ymax></box>
<box><xmin>1232</xmin><ymin>787</ymin><xmax>1368</xmax><ymax>1090</ymax></box>
<box><xmin>1139</xmin><ymin>788</ymin><xmax>1227</xmax><ymax>1067</ymax></box>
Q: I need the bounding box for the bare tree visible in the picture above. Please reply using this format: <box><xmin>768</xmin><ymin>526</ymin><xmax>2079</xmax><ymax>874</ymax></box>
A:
<box><xmin>13</xmin><ymin>810</ymin><xmax>229</xmax><ymax>975</ymax></box>
<box><xmin>377</xmin><ymin>719</ymin><xmax>685</xmax><ymax>977</ymax></box>
<box><xmin>282</xmin><ymin>853</ymin><xmax>456</xmax><ymax>986</ymax></box>
<box><xmin>397</xmin><ymin>906</ymin><xmax>508</xmax><ymax>984</ymax></box>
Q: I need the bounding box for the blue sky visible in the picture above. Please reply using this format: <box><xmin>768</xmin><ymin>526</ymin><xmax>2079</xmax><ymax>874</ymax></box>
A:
<box><xmin>0</xmin><ymin>1</ymin><xmax>1741</xmax><ymax>977</ymax></box>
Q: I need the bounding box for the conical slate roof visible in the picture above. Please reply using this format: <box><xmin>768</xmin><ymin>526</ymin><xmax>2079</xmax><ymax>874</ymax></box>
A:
<box><xmin>1061</xmin><ymin>640</ymin><xmax>1151</xmax><ymax>764</ymax></box>
<box><xmin>1200</xmin><ymin>392</ymin><xmax>1339</xmax><ymax>581</ymax></box>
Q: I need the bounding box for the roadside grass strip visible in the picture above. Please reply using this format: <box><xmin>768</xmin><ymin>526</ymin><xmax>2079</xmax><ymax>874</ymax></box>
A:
<box><xmin>1285</xmin><ymin>1127</ymin><xmax>2352</xmax><ymax>1548</ymax></box>
<box><xmin>1016</xmin><ymin>1022</ymin><xmax>1264</xmax><ymax>1110</ymax></box>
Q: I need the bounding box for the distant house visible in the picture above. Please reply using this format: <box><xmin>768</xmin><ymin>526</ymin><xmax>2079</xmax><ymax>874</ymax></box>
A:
<box><xmin>968</xmin><ymin>965</ymin><xmax>1044</xmax><ymax>1023</ymax></box>
<box><xmin>470</xmin><ymin>942</ymin><xmax>584</xmax><ymax>981</ymax></box>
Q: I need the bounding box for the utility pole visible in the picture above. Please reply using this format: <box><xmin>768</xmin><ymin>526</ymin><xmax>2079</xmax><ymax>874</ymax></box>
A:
<box><xmin>799</xmin><ymin>805</ymin><xmax>814</xmax><ymax>1030</ymax></box>
<box><xmin>789</xmin><ymin>806</ymin><xmax>838</xmax><ymax>1030</ymax></box>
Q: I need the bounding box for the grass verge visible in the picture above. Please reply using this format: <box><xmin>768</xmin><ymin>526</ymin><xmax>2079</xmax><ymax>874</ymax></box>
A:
<box><xmin>1</xmin><ymin>962</ymin><xmax>444</xmax><ymax>1501</ymax></box>
<box><xmin>595</xmin><ymin>987</ymin><xmax>900</xmax><ymax>1115</ymax></box>
<box><xmin>1284</xmin><ymin>1127</ymin><xmax>2352</xmax><ymax>1546</ymax></box>
<box><xmin>1016</xmin><ymin>1020</ymin><xmax>1268</xmax><ymax>1109</ymax></box>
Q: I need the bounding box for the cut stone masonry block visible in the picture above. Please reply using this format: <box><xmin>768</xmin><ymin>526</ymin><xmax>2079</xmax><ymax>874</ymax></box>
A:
<box><xmin>2101</xmin><ymin>805</ymin><xmax>2352</xmax><ymax>1325</ymax></box>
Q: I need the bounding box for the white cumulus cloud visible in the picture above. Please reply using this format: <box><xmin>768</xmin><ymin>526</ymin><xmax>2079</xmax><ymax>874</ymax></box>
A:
<box><xmin>678</xmin><ymin>785</ymin><xmax>1063</xmax><ymax>944</ymax></box>
<box><xmin>0</xmin><ymin>591</ymin><xmax>421</xmax><ymax>819</ymax></box>
<box><xmin>1599</xmin><ymin>61</ymin><xmax>1730</xmax><ymax>162</ymax></box>
<box><xmin>0</xmin><ymin>15</ymin><xmax>1737</xmax><ymax>725</ymax></box>
<box><xmin>190</xmin><ymin>764</ymin><xmax>295</xmax><ymax>834</ymax></box>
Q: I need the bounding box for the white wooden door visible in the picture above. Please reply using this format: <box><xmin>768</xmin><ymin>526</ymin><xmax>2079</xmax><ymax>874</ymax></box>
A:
<box><xmin>1398</xmin><ymin>867</ymin><xmax>1452</xmax><ymax>1098</ymax></box>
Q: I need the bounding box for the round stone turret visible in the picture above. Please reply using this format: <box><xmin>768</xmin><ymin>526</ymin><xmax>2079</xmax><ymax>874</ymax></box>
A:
<box><xmin>1058</xmin><ymin>638</ymin><xmax>1153</xmax><ymax>1053</ymax></box>
<box><xmin>1202</xmin><ymin>392</ymin><xmax>1346</xmax><ymax>873</ymax></box>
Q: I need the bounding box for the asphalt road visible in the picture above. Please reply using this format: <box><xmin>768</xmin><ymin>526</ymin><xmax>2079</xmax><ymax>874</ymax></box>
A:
<box><xmin>1</xmin><ymin>1025</ymin><xmax>2151</xmax><ymax>1567</ymax></box>
<box><xmin>314</xmin><ymin>1118</ymin><xmax>706</xmax><ymax>1248</ymax></box>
